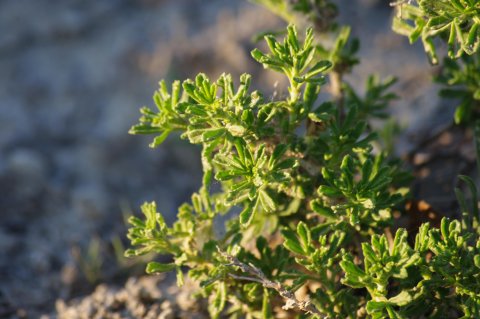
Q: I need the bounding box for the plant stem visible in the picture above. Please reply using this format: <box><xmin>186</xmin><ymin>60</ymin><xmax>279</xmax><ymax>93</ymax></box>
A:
<box><xmin>330</xmin><ymin>71</ymin><xmax>345</xmax><ymax>121</ymax></box>
<box><xmin>219</xmin><ymin>250</ymin><xmax>328</xmax><ymax>318</ymax></box>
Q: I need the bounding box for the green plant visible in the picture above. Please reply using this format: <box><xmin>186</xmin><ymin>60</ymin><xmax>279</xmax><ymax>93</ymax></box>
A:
<box><xmin>436</xmin><ymin>52</ymin><xmax>480</xmax><ymax>123</ymax></box>
<box><xmin>125</xmin><ymin>1</ymin><xmax>480</xmax><ymax>318</ymax></box>
<box><xmin>341</xmin><ymin>216</ymin><xmax>480</xmax><ymax>318</ymax></box>
<box><xmin>392</xmin><ymin>0</ymin><xmax>480</xmax><ymax>64</ymax></box>
<box><xmin>392</xmin><ymin>0</ymin><xmax>480</xmax><ymax>124</ymax></box>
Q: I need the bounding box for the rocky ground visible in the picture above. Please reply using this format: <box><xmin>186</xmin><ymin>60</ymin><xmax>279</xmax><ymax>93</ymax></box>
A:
<box><xmin>0</xmin><ymin>0</ymin><xmax>468</xmax><ymax>318</ymax></box>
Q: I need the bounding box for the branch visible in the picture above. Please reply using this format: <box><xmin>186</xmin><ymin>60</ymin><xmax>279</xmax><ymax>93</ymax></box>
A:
<box><xmin>389</xmin><ymin>0</ymin><xmax>413</xmax><ymax>6</ymax></box>
<box><xmin>219</xmin><ymin>250</ymin><xmax>328</xmax><ymax>318</ymax></box>
<box><xmin>330</xmin><ymin>71</ymin><xmax>344</xmax><ymax>120</ymax></box>
<box><xmin>389</xmin><ymin>0</ymin><xmax>414</xmax><ymax>17</ymax></box>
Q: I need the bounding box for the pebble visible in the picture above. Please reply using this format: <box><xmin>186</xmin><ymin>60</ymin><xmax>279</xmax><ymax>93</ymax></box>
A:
<box><xmin>7</xmin><ymin>149</ymin><xmax>47</xmax><ymax>181</ymax></box>
<box><xmin>5</xmin><ymin>149</ymin><xmax>48</xmax><ymax>199</ymax></box>
<box><xmin>53</xmin><ymin>275</ymin><xmax>207</xmax><ymax>319</ymax></box>
<box><xmin>71</xmin><ymin>183</ymin><xmax>107</xmax><ymax>221</ymax></box>
<box><xmin>0</xmin><ymin>229</ymin><xmax>18</xmax><ymax>254</ymax></box>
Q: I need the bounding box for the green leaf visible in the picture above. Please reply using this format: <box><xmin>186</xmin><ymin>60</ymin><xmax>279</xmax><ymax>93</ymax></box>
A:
<box><xmin>251</xmin><ymin>48</ymin><xmax>269</xmax><ymax>64</ymax></box>
<box><xmin>124</xmin><ymin>249</ymin><xmax>137</xmax><ymax>258</ymax></box>
<box><xmin>474</xmin><ymin>255</ymin><xmax>480</xmax><ymax>268</ymax></box>
<box><xmin>146</xmin><ymin>262</ymin><xmax>176</xmax><ymax>274</ymax></box>
<box><xmin>318</xmin><ymin>185</ymin><xmax>342</xmax><ymax>197</ymax></box>
<box><xmin>305</xmin><ymin>60</ymin><xmax>332</xmax><ymax>78</ymax></box>
<box><xmin>308</xmin><ymin>111</ymin><xmax>331</xmax><ymax>123</ymax></box>
<box><xmin>176</xmin><ymin>267</ymin><xmax>184</xmax><ymax>287</ymax></box>
<box><xmin>388</xmin><ymin>289</ymin><xmax>422</xmax><ymax>307</ymax></box>
<box><xmin>241</xmin><ymin>109</ymin><xmax>255</xmax><ymax>126</ymax></box>
<box><xmin>303</xmin><ymin>82</ymin><xmax>320</xmax><ymax>110</ymax></box>
<box><xmin>129</xmin><ymin>124</ymin><xmax>163</xmax><ymax>135</ymax></box>
<box><xmin>209</xmin><ymin>282</ymin><xmax>226</xmax><ymax>319</ymax></box>
<box><xmin>441</xmin><ymin>217</ymin><xmax>449</xmax><ymax>240</ymax></box>
<box><xmin>282</xmin><ymin>229</ymin><xmax>305</xmax><ymax>255</ymax></box>
<box><xmin>366</xmin><ymin>301</ymin><xmax>388</xmax><ymax>314</ymax></box>
<box><xmin>215</xmin><ymin>170</ymin><xmax>243</xmax><ymax>181</ymax></box>
<box><xmin>311</xmin><ymin>199</ymin><xmax>336</xmax><ymax>219</ymax></box>
<box><xmin>262</xmin><ymin>288</ymin><xmax>273</xmax><ymax>319</ymax></box>
<box><xmin>141</xmin><ymin>202</ymin><xmax>160</xmax><ymax>230</ymax></box>
<box><xmin>340</xmin><ymin>257</ymin><xmax>368</xmax><ymax>288</ymax></box>
<box><xmin>234</xmin><ymin>139</ymin><xmax>247</xmax><ymax>163</ymax></box>
<box><xmin>392</xmin><ymin>16</ymin><xmax>414</xmax><ymax>37</ymax></box>
<box><xmin>239</xmin><ymin>202</ymin><xmax>256</xmax><ymax>227</ymax></box>
<box><xmin>454</xmin><ymin>100</ymin><xmax>468</xmax><ymax>124</ymax></box>
<box><xmin>274</xmin><ymin>158</ymin><xmax>297</xmax><ymax>170</ymax></box>
<box><xmin>297</xmin><ymin>221</ymin><xmax>311</xmax><ymax>249</ymax></box>
<box><xmin>202</xmin><ymin>128</ymin><xmax>226</xmax><ymax>142</ymax></box>
<box><xmin>259</xmin><ymin>189</ymin><xmax>276</xmax><ymax>212</ymax></box>
<box><xmin>287</xmin><ymin>24</ymin><xmax>299</xmax><ymax>52</ymax></box>
<box><xmin>269</xmin><ymin>144</ymin><xmax>288</xmax><ymax>168</ymax></box>
<box><xmin>149</xmin><ymin>130</ymin><xmax>171</xmax><ymax>148</ymax></box>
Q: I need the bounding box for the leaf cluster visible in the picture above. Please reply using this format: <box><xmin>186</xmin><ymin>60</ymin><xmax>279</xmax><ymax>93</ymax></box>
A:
<box><xmin>436</xmin><ymin>51</ymin><xmax>480</xmax><ymax>123</ymax></box>
<box><xmin>391</xmin><ymin>1</ymin><xmax>480</xmax><ymax>124</ymax></box>
<box><xmin>341</xmin><ymin>217</ymin><xmax>480</xmax><ymax>318</ymax></box>
<box><xmin>126</xmin><ymin>22</ymin><xmax>408</xmax><ymax>318</ymax></box>
<box><xmin>392</xmin><ymin>0</ymin><xmax>480</xmax><ymax>64</ymax></box>
<box><xmin>124</xmin><ymin>2</ymin><xmax>480</xmax><ymax>318</ymax></box>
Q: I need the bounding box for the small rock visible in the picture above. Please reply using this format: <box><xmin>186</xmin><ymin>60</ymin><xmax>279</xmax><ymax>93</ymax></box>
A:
<box><xmin>159</xmin><ymin>307</ymin><xmax>174</xmax><ymax>319</ymax></box>
<box><xmin>0</xmin><ymin>229</ymin><xmax>18</xmax><ymax>254</ymax></box>
<box><xmin>7</xmin><ymin>149</ymin><xmax>46</xmax><ymax>175</ymax></box>
<box><xmin>71</xmin><ymin>183</ymin><xmax>107</xmax><ymax>220</ymax></box>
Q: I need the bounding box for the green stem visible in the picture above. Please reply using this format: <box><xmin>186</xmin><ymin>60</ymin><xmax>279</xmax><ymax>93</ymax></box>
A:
<box><xmin>288</xmin><ymin>80</ymin><xmax>301</xmax><ymax>106</ymax></box>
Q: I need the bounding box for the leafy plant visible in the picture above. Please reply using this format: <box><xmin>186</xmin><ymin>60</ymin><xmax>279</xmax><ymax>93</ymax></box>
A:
<box><xmin>436</xmin><ymin>51</ymin><xmax>480</xmax><ymax>123</ymax></box>
<box><xmin>392</xmin><ymin>0</ymin><xmax>480</xmax><ymax>64</ymax></box>
<box><xmin>392</xmin><ymin>0</ymin><xmax>480</xmax><ymax>124</ymax></box>
<box><xmin>125</xmin><ymin>1</ymin><xmax>480</xmax><ymax>318</ymax></box>
<box><xmin>341</xmin><ymin>217</ymin><xmax>480</xmax><ymax>318</ymax></box>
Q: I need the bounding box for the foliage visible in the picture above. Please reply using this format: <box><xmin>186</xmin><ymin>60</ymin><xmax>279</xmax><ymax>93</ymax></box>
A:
<box><xmin>392</xmin><ymin>0</ymin><xmax>480</xmax><ymax>64</ymax></box>
<box><xmin>436</xmin><ymin>51</ymin><xmax>480</xmax><ymax>123</ymax></box>
<box><xmin>392</xmin><ymin>1</ymin><xmax>480</xmax><ymax>124</ymax></box>
<box><xmin>125</xmin><ymin>1</ymin><xmax>480</xmax><ymax>318</ymax></box>
<box><xmin>341</xmin><ymin>217</ymin><xmax>480</xmax><ymax>319</ymax></box>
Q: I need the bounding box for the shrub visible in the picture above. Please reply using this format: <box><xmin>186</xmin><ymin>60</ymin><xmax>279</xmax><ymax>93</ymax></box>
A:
<box><xmin>126</xmin><ymin>1</ymin><xmax>480</xmax><ymax>318</ymax></box>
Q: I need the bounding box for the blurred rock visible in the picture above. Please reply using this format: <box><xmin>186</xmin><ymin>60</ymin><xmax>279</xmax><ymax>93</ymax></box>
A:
<box><xmin>0</xmin><ymin>229</ymin><xmax>18</xmax><ymax>256</ymax></box>
<box><xmin>7</xmin><ymin>149</ymin><xmax>47</xmax><ymax>182</ymax></box>
<box><xmin>51</xmin><ymin>275</ymin><xmax>204</xmax><ymax>319</ymax></box>
<box><xmin>71</xmin><ymin>183</ymin><xmax>108</xmax><ymax>221</ymax></box>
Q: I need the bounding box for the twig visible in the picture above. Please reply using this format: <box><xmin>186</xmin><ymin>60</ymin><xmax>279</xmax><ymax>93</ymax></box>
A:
<box><xmin>389</xmin><ymin>0</ymin><xmax>413</xmax><ymax>6</ymax></box>
<box><xmin>219</xmin><ymin>250</ymin><xmax>328</xmax><ymax>318</ymax></box>
<box><xmin>389</xmin><ymin>0</ymin><xmax>414</xmax><ymax>18</ymax></box>
<box><xmin>330</xmin><ymin>71</ymin><xmax>345</xmax><ymax>122</ymax></box>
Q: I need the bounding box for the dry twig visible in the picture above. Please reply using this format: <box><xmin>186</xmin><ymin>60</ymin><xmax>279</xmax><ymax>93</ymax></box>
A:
<box><xmin>218</xmin><ymin>249</ymin><xmax>327</xmax><ymax>318</ymax></box>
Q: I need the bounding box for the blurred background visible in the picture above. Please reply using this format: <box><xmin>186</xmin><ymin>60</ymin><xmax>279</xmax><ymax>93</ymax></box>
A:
<box><xmin>0</xmin><ymin>0</ymin><xmax>452</xmax><ymax>318</ymax></box>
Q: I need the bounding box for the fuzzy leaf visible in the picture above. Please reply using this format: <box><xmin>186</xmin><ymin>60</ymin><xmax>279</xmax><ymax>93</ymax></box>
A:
<box><xmin>146</xmin><ymin>262</ymin><xmax>176</xmax><ymax>274</ymax></box>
